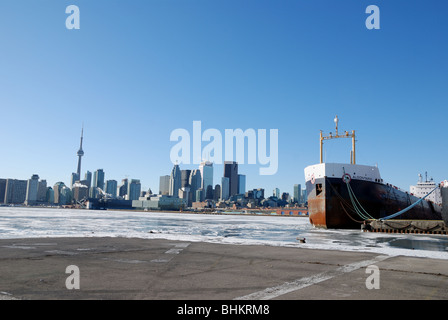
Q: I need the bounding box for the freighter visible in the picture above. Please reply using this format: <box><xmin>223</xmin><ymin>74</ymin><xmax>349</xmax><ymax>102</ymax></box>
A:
<box><xmin>304</xmin><ymin>116</ymin><xmax>442</xmax><ymax>229</ymax></box>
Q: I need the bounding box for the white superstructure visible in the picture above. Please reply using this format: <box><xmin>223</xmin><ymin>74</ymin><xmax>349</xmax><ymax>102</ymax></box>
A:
<box><xmin>304</xmin><ymin>163</ymin><xmax>382</xmax><ymax>184</ymax></box>
<box><xmin>410</xmin><ymin>173</ymin><xmax>441</xmax><ymax>205</ymax></box>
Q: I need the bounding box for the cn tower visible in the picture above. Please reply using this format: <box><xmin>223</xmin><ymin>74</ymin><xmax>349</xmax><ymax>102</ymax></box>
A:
<box><xmin>76</xmin><ymin>126</ymin><xmax>84</xmax><ymax>177</ymax></box>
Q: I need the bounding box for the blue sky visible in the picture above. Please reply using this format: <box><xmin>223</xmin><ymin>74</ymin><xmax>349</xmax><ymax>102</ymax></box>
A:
<box><xmin>0</xmin><ymin>0</ymin><xmax>447</xmax><ymax>195</ymax></box>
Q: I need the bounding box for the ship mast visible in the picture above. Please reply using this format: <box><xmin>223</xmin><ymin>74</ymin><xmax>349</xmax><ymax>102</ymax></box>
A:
<box><xmin>320</xmin><ymin>115</ymin><xmax>356</xmax><ymax>164</ymax></box>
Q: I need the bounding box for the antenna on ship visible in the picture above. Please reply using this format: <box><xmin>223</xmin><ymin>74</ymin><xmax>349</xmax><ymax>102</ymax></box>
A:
<box><xmin>320</xmin><ymin>116</ymin><xmax>356</xmax><ymax>164</ymax></box>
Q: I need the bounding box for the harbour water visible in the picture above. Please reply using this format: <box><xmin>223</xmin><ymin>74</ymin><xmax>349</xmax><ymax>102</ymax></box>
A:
<box><xmin>1</xmin><ymin>206</ymin><xmax>447</xmax><ymax>260</ymax></box>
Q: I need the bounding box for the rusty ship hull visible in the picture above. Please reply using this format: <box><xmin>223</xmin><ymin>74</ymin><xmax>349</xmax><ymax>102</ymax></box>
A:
<box><xmin>304</xmin><ymin>163</ymin><xmax>442</xmax><ymax>229</ymax></box>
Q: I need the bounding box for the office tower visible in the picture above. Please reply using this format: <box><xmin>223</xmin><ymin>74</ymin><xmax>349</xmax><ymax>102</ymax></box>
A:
<box><xmin>0</xmin><ymin>179</ymin><xmax>7</xmax><ymax>203</ymax></box>
<box><xmin>92</xmin><ymin>169</ymin><xmax>105</xmax><ymax>190</ymax></box>
<box><xmin>25</xmin><ymin>174</ymin><xmax>40</xmax><ymax>205</ymax></box>
<box><xmin>169</xmin><ymin>164</ymin><xmax>181</xmax><ymax>198</ymax></box>
<box><xmin>105</xmin><ymin>180</ymin><xmax>117</xmax><ymax>197</ymax></box>
<box><xmin>119</xmin><ymin>178</ymin><xmax>128</xmax><ymax>198</ymax></box>
<box><xmin>84</xmin><ymin>171</ymin><xmax>92</xmax><ymax>188</ymax></box>
<box><xmin>127</xmin><ymin>179</ymin><xmax>141</xmax><ymax>201</ymax></box>
<box><xmin>70</xmin><ymin>172</ymin><xmax>80</xmax><ymax>187</ymax></box>
<box><xmin>46</xmin><ymin>187</ymin><xmax>54</xmax><ymax>204</ymax></box>
<box><xmin>238</xmin><ymin>174</ymin><xmax>246</xmax><ymax>194</ymax></box>
<box><xmin>181</xmin><ymin>170</ymin><xmax>191</xmax><ymax>188</ymax></box>
<box><xmin>4</xmin><ymin>179</ymin><xmax>27</xmax><ymax>204</ymax></box>
<box><xmin>159</xmin><ymin>175</ymin><xmax>170</xmax><ymax>195</ymax></box>
<box><xmin>205</xmin><ymin>185</ymin><xmax>214</xmax><ymax>200</ymax></box>
<box><xmin>189</xmin><ymin>169</ymin><xmax>201</xmax><ymax>202</ymax></box>
<box><xmin>54</xmin><ymin>182</ymin><xmax>72</xmax><ymax>205</ymax></box>
<box><xmin>301</xmin><ymin>189</ymin><xmax>308</xmax><ymax>204</ymax></box>
<box><xmin>76</xmin><ymin>126</ymin><xmax>84</xmax><ymax>178</ymax></box>
<box><xmin>221</xmin><ymin>177</ymin><xmax>230</xmax><ymax>200</ymax></box>
<box><xmin>199</xmin><ymin>161</ymin><xmax>213</xmax><ymax>193</ymax></box>
<box><xmin>273</xmin><ymin>188</ymin><xmax>280</xmax><ymax>198</ymax></box>
<box><xmin>294</xmin><ymin>184</ymin><xmax>301</xmax><ymax>204</ymax></box>
<box><xmin>179</xmin><ymin>186</ymin><xmax>191</xmax><ymax>207</ymax></box>
<box><xmin>72</xmin><ymin>183</ymin><xmax>89</xmax><ymax>202</ymax></box>
<box><xmin>196</xmin><ymin>188</ymin><xmax>204</xmax><ymax>202</ymax></box>
<box><xmin>224</xmin><ymin>161</ymin><xmax>238</xmax><ymax>197</ymax></box>
<box><xmin>36</xmin><ymin>180</ymin><xmax>47</xmax><ymax>203</ymax></box>
<box><xmin>214</xmin><ymin>184</ymin><xmax>221</xmax><ymax>201</ymax></box>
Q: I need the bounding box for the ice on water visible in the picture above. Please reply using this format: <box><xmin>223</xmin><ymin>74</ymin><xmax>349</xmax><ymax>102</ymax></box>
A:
<box><xmin>0</xmin><ymin>207</ymin><xmax>447</xmax><ymax>260</ymax></box>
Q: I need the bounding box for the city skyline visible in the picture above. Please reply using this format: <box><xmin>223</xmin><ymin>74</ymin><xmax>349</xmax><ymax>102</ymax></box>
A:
<box><xmin>1</xmin><ymin>1</ymin><xmax>447</xmax><ymax>195</ymax></box>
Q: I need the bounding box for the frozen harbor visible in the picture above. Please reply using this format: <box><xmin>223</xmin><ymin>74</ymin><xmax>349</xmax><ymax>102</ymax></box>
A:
<box><xmin>0</xmin><ymin>207</ymin><xmax>447</xmax><ymax>260</ymax></box>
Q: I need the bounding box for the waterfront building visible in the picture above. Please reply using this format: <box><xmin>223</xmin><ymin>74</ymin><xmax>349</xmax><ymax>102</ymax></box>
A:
<box><xmin>25</xmin><ymin>174</ymin><xmax>40</xmax><ymax>205</ymax></box>
<box><xmin>132</xmin><ymin>194</ymin><xmax>186</xmax><ymax>211</ymax></box>
<box><xmin>119</xmin><ymin>178</ymin><xmax>128</xmax><ymax>198</ymax></box>
<box><xmin>46</xmin><ymin>187</ymin><xmax>54</xmax><ymax>204</ymax></box>
<box><xmin>0</xmin><ymin>179</ymin><xmax>6</xmax><ymax>203</ymax></box>
<box><xmin>4</xmin><ymin>179</ymin><xmax>27</xmax><ymax>204</ymax></box>
<box><xmin>127</xmin><ymin>179</ymin><xmax>141</xmax><ymax>201</ymax></box>
<box><xmin>72</xmin><ymin>182</ymin><xmax>89</xmax><ymax>202</ymax></box>
<box><xmin>105</xmin><ymin>180</ymin><xmax>117</xmax><ymax>198</ymax></box>
<box><xmin>36</xmin><ymin>180</ymin><xmax>47</xmax><ymax>203</ymax></box>
<box><xmin>54</xmin><ymin>182</ymin><xmax>72</xmax><ymax>205</ymax></box>
<box><xmin>224</xmin><ymin>161</ymin><xmax>238</xmax><ymax>197</ymax></box>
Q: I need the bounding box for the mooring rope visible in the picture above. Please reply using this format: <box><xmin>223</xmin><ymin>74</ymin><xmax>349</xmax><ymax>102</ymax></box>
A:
<box><xmin>343</xmin><ymin>178</ymin><xmax>438</xmax><ymax>222</ymax></box>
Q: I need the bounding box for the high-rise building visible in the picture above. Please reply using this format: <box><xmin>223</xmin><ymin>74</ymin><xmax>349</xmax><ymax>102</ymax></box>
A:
<box><xmin>169</xmin><ymin>164</ymin><xmax>181</xmax><ymax>198</ymax></box>
<box><xmin>105</xmin><ymin>180</ymin><xmax>117</xmax><ymax>198</ymax></box>
<box><xmin>199</xmin><ymin>161</ymin><xmax>213</xmax><ymax>193</ymax></box>
<box><xmin>294</xmin><ymin>184</ymin><xmax>301</xmax><ymax>204</ymax></box>
<box><xmin>221</xmin><ymin>177</ymin><xmax>230</xmax><ymax>200</ymax></box>
<box><xmin>37</xmin><ymin>180</ymin><xmax>47</xmax><ymax>203</ymax></box>
<box><xmin>127</xmin><ymin>179</ymin><xmax>141</xmax><ymax>201</ymax></box>
<box><xmin>159</xmin><ymin>175</ymin><xmax>170</xmax><ymax>195</ymax></box>
<box><xmin>91</xmin><ymin>169</ymin><xmax>105</xmax><ymax>198</ymax></box>
<box><xmin>224</xmin><ymin>161</ymin><xmax>238</xmax><ymax>197</ymax></box>
<box><xmin>92</xmin><ymin>169</ymin><xmax>105</xmax><ymax>190</ymax></box>
<box><xmin>0</xmin><ymin>179</ymin><xmax>6</xmax><ymax>203</ymax></box>
<box><xmin>70</xmin><ymin>172</ymin><xmax>80</xmax><ymax>188</ymax></box>
<box><xmin>119</xmin><ymin>178</ymin><xmax>128</xmax><ymax>198</ymax></box>
<box><xmin>25</xmin><ymin>174</ymin><xmax>40</xmax><ymax>205</ymax></box>
<box><xmin>238</xmin><ymin>174</ymin><xmax>246</xmax><ymax>195</ymax></box>
<box><xmin>273</xmin><ymin>188</ymin><xmax>280</xmax><ymax>198</ymax></box>
<box><xmin>54</xmin><ymin>182</ymin><xmax>72</xmax><ymax>205</ymax></box>
<box><xmin>4</xmin><ymin>179</ymin><xmax>27</xmax><ymax>204</ymax></box>
<box><xmin>181</xmin><ymin>170</ymin><xmax>191</xmax><ymax>188</ymax></box>
<box><xmin>84</xmin><ymin>171</ymin><xmax>92</xmax><ymax>188</ymax></box>
<box><xmin>188</xmin><ymin>169</ymin><xmax>201</xmax><ymax>202</ymax></box>
<box><xmin>214</xmin><ymin>184</ymin><xmax>221</xmax><ymax>201</ymax></box>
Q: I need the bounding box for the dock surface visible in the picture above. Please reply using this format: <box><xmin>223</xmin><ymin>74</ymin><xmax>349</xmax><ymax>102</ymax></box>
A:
<box><xmin>1</xmin><ymin>237</ymin><xmax>447</xmax><ymax>300</ymax></box>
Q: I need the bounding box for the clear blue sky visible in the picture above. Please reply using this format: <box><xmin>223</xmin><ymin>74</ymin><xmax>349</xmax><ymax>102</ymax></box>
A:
<box><xmin>0</xmin><ymin>0</ymin><xmax>447</xmax><ymax>195</ymax></box>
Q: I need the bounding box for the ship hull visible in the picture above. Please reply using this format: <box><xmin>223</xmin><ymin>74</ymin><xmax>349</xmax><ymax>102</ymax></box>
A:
<box><xmin>305</xmin><ymin>170</ymin><xmax>442</xmax><ymax>229</ymax></box>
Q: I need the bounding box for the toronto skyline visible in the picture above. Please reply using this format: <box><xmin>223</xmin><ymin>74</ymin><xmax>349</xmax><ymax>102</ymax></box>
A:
<box><xmin>0</xmin><ymin>1</ymin><xmax>447</xmax><ymax>195</ymax></box>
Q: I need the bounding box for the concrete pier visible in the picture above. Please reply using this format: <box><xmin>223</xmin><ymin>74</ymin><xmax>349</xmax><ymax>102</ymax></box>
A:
<box><xmin>1</xmin><ymin>237</ymin><xmax>448</xmax><ymax>300</ymax></box>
